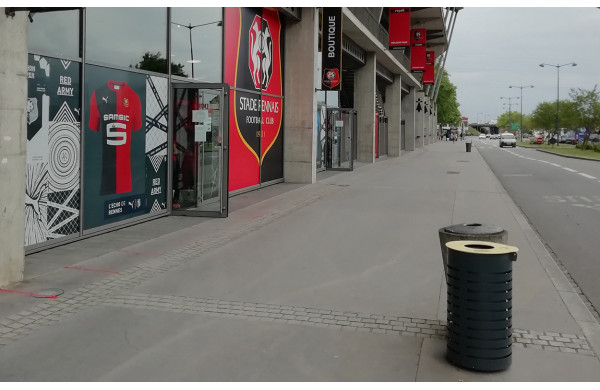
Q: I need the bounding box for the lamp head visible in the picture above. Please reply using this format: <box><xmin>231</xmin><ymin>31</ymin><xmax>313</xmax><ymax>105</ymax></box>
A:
<box><xmin>539</xmin><ymin>64</ymin><xmax>544</xmax><ymax>67</ymax></box>
<box><xmin>572</xmin><ymin>63</ymin><xmax>577</xmax><ymax>67</ymax></box>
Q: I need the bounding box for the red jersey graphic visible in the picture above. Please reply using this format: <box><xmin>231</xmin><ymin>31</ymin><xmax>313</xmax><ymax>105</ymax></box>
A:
<box><xmin>89</xmin><ymin>80</ymin><xmax>142</xmax><ymax>195</ymax></box>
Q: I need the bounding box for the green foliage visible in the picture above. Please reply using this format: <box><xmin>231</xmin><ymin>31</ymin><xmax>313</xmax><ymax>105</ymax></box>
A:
<box><xmin>133</xmin><ymin>51</ymin><xmax>188</xmax><ymax>77</ymax></box>
<box><xmin>531</xmin><ymin>101</ymin><xmax>560</xmax><ymax>130</ymax></box>
<box><xmin>497</xmin><ymin>111</ymin><xmax>532</xmax><ymax>131</ymax></box>
<box><xmin>436</xmin><ymin>70</ymin><xmax>461</xmax><ymax>125</ymax></box>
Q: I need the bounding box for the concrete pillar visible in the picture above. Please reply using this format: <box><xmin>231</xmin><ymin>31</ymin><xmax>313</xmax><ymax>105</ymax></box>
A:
<box><xmin>283</xmin><ymin>7</ymin><xmax>317</xmax><ymax>183</ymax></box>
<box><xmin>384</xmin><ymin>75</ymin><xmax>401</xmax><ymax>157</ymax></box>
<box><xmin>401</xmin><ymin>87</ymin><xmax>416</xmax><ymax>151</ymax></box>
<box><xmin>0</xmin><ymin>10</ymin><xmax>27</xmax><ymax>286</ymax></box>
<box><xmin>354</xmin><ymin>52</ymin><xmax>376</xmax><ymax>163</ymax></box>
<box><xmin>415</xmin><ymin>90</ymin><xmax>425</xmax><ymax>148</ymax></box>
<box><xmin>432</xmin><ymin>103</ymin><xmax>438</xmax><ymax>142</ymax></box>
<box><xmin>424</xmin><ymin>97</ymin><xmax>430</xmax><ymax>145</ymax></box>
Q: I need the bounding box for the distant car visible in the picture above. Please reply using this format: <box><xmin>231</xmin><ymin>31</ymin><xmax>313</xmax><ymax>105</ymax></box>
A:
<box><xmin>564</xmin><ymin>135</ymin><xmax>577</xmax><ymax>144</ymax></box>
<box><xmin>499</xmin><ymin>133</ymin><xmax>516</xmax><ymax>148</ymax></box>
<box><xmin>529</xmin><ymin>136</ymin><xmax>543</xmax><ymax>144</ymax></box>
<box><xmin>590</xmin><ymin>134</ymin><xmax>599</xmax><ymax>143</ymax></box>
<box><xmin>479</xmin><ymin>134</ymin><xmax>486</xmax><ymax>139</ymax></box>
<box><xmin>485</xmin><ymin>134</ymin><xmax>490</xmax><ymax>139</ymax></box>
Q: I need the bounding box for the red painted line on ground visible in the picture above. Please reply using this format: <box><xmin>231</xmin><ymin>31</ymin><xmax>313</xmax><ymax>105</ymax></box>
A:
<box><xmin>0</xmin><ymin>288</ymin><xmax>57</xmax><ymax>299</ymax></box>
<box><xmin>64</xmin><ymin>266</ymin><xmax>119</xmax><ymax>274</ymax></box>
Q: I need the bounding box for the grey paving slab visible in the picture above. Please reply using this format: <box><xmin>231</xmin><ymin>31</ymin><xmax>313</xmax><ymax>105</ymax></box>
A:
<box><xmin>417</xmin><ymin>338</ymin><xmax>600</xmax><ymax>382</ymax></box>
<box><xmin>0</xmin><ymin>305</ymin><xmax>422</xmax><ymax>381</ymax></box>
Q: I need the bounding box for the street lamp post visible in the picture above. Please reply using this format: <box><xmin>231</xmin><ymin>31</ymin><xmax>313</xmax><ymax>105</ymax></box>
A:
<box><xmin>500</xmin><ymin>96</ymin><xmax>519</xmax><ymax>134</ymax></box>
<box><xmin>509</xmin><ymin>85</ymin><xmax>534</xmax><ymax>142</ymax></box>
<box><xmin>171</xmin><ymin>20</ymin><xmax>223</xmax><ymax>78</ymax></box>
<box><xmin>539</xmin><ymin>62</ymin><xmax>577</xmax><ymax>145</ymax></box>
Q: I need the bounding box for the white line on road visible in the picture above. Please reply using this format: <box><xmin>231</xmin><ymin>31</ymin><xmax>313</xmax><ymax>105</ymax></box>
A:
<box><xmin>578</xmin><ymin>173</ymin><xmax>598</xmax><ymax>180</ymax></box>
<box><xmin>563</xmin><ymin>167</ymin><xmax>578</xmax><ymax>172</ymax></box>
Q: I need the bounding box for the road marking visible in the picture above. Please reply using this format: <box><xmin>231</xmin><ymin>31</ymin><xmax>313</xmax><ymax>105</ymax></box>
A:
<box><xmin>578</xmin><ymin>173</ymin><xmax>597</xmax><ymax>180</ymax></box>
<box><xmin>503</xmin><ymin>174</ymin><xmax>533</xmax><ymax>177</ymax></box>
<box><xmin>563</xmin><ymin>167</ymin><xmax>578</xmax><ymax>172</ymax></box>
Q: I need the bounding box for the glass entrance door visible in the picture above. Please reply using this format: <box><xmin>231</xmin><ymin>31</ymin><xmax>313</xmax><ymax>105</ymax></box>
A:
<box><xmin>172</xmin><ymin>83</ymin><xmax>229</xmax><ymax>217</ymax></box>
<box><xmin>326</xmin><ymin>108</ymin><xmax>355</xmax><ymax>171</ymax></box>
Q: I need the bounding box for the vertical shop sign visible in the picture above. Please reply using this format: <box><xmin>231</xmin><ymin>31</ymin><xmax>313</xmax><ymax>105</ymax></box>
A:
<box><xmin>224</xmin><ymin>7</ymin><xmax>284</xmax><ymax>192</ymax></box>
<box><xmin>423</xmin><ymin>50</ymin><xmax>435</xmax><ymax>84</ymax></box>
<box><xmin>321</xmin><ymin>7</ymin><xmax>342</xmax><ymax>90</ymax></box>
<box><xmin>388</xmin><ymin>7</ymin><xmax>410</xmax><ymax>49</ymax></box>
<box><xmin>410</xmin><ymin>28</ymin><xmax>426</xmax><ymax>72</ymax></box>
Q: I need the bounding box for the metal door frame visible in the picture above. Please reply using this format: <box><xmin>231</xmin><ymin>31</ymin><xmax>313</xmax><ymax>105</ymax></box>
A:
<box><xmin>170</xmin><ymin>82</ymin><xmax>229</xmax><ymax>218</ymax></box>
<box><xmin>326</xmin><ymin>108</ymin><xmax>355</xmax><ymax>171</ymax></box>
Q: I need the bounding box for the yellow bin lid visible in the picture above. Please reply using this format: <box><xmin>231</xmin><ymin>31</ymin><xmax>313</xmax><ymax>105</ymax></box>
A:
<box><xmin>445</xmin><ymin>240</ymin><xmax>519</xmax><ymax>255</ymax></box>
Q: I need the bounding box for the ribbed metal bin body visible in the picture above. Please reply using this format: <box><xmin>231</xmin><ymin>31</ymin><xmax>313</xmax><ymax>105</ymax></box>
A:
<box><xmin>446</xmin><ymin>243</ymin><xmax>517</xmax><ymax>371</ymax></box>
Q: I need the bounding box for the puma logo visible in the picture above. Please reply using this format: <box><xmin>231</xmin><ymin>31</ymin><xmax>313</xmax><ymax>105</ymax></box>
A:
<box><xmin>102</xmin><ymin>96</ymin><xmax>108</xmax><ymax>104</ymax></box>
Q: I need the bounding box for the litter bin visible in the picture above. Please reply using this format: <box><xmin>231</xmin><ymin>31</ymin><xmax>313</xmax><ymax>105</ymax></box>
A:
<box><xmin>445</xmin><ymin>240</ymin><xmax>518</xmax><ymax>371</ymax></box>
<box><xmin>439</xmin><ymin>223</ymin><xmax>507</xmax><ymax>281</ymax></box>
<box><xmin>466</xmin><ymin>141</ymin><xmax>472</xmax><ymax>152</ymax></box>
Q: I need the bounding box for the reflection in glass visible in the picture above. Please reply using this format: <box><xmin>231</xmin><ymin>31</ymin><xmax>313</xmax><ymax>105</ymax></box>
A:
<box><xmin>28</xmin><ymin>9</ymin><xmax>80</xmax><ymax>58</ymax></box>
<box><xmin>86</xmin><ymin>8</ymin><xmax>167</xmax><ymax>72</ymax></box>
<box><xmin>170</xmin><ymin>8</ymin><xmax>223</xmax><ymax>82</ymax></box>
<box><xmin>173</xmin><ymin>88</ymin><xmax>222</xmax><ymax>212</ymax></box>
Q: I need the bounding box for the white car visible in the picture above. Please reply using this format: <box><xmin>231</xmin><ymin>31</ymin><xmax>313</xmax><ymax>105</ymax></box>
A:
<box><xmin>479</xmin><ymin>134</ymin><xmax>486</xmax><ymax>139</ymax></box>
<box><xmin>499</xmin><ymin>132</ymin><xmax>516</xmax><ymax>148</ymax></box>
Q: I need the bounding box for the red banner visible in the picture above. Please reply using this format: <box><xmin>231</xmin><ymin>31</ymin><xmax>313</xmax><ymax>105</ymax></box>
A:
<box><xmin>388</xmin><ymin>7</ymin><xmax>410</xmax><ymax>48</ymax></box>
<box><xmin>426</xmin><ymin>50</ymin><xmax>435</xmax><ymax>65</ymax></box>
<box><xmin>224</xmin><ymin>7</ymin><xmax>284</xmax><ymax>192</ymax></box>
<box><xmin>410</xmin><ymin>28</ymin><xmax>426</xmax><ymax>72</ymax></box>
<box><xmin>422</xmin><ymin>64</ymin><xmax>435</xmax><ymax>84</ymax></box>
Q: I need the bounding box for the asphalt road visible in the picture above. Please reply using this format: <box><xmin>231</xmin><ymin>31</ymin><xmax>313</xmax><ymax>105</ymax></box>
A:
<box><xmin>476</xmin><ymin>139</ymin><xmax>600</xmax><ymax>315</ymax></box>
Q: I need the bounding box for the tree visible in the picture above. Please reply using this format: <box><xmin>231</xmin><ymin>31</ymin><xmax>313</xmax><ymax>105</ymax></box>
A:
<box><xmin>133</xmin><ymin>51</ymin><xmax>188</xmax><ymax>77</ymax></box>
<box><xmin>436</xmin><ymin>70</ymin><xmax>461</xmax><ymax>125</ymax></box>
<box><xmin>569</xmin><ymin>85</ymin><xmax>600</xmax><ymax>149</ymax></box>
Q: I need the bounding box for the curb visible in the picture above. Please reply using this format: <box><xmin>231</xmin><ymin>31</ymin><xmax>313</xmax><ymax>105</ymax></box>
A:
<box><xmin>535</xmin><ymin>148</ymin><xmax>600</xmax><ymax>162</ymax></box>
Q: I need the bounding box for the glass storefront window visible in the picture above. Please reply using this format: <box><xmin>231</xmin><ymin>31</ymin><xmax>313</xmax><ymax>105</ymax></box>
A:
<box><xmin>28</xmin><ymin>9</ymin><xmax>80</xmax><ymax>58</ymax></box>
<box><xmin>86</xmin><ymin>8</ymin><xmax>168</xmax><ymax>73</ymax></box>
<box><xmin>170</xmin><ymin>7</ymin><xmax>223</xmax><ymax>82</ymax></box>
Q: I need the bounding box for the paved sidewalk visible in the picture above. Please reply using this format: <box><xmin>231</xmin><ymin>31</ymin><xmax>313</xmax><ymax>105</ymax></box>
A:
<box><xmin>1</xmin><ymin>139</ymin><xmax>600</xmax><ymax>381</ymax></box>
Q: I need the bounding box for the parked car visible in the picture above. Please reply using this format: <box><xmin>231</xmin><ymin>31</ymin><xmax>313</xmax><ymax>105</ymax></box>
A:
<box><xmin>564</xmin><ymin>135</ymin><xmax>577</xmax><ymax>144</ymax></box>
<box><xmin>479</xmin><ymin>134</ymin><xmax>486</xmax><ymax>139</ymax></box>
<box><xmin>499</xmin><ymin>132</ymin><xmax>516</xmax><ymax>148</ymax></box>
<box><xmin>589</xmin><ymin>134</ymin><xmax>599</xmax><ymax>143</ymax></box>
<box><xmin>529</xmin><ymin>136</ymin><xmax>543</xmax><ymax>144</ymax></box>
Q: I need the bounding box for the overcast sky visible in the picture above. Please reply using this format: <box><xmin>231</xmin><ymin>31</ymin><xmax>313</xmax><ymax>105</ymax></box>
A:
<box><xmin>443</xmin><ymin>6</ymin><xmax>600</xmax><ymax>123</ymax></box>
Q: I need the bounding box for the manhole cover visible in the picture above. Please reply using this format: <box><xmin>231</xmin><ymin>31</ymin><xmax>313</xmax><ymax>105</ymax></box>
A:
<box><xmin>447</xmin><ymin>171</ymin><xmax>460</xmax><ymax>174</ymax></box>
<box><xmin>456</xmin><ymin>160</ymin><xmax>469</xmax><ymax>162</ymax></box>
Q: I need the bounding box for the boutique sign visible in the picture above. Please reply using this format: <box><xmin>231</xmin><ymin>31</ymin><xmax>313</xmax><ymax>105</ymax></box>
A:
<box><xmin>321</xmin><ymin>7</ymin><xmax>342</xmax><ymax>90</ymax></box>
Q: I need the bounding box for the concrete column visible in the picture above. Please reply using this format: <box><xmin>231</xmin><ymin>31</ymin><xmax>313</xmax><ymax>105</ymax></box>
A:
<box><xmin>415</xmin><ymin>90</ymin><xmax>425</xmax><ymax>148</ymax></box>
<box><xmin>384</xmin><ymin>75</ymin><xmax>401</xmax><ymax>157</ymax></box>
<box><xmin>432</xmin><ymin>103</ymin><xmax>438</xmax><ymax>142</ymax></box>
<box><xmin>0</xmin><ymin>10</ymin><xmax>27</xmax><ymax>286</ymax></box>
<box><xmin>354</xmin><ymin>52</ymin><xmax>376</xmax><ymax>163</ymax></box>
<box><xmin>283</xmin><ymin>7</ymin><xmax>317</xmax><ymax>183</ymax></box>
<box><xmin>424</xmin><ymin>97</ymin><xmax>431</xmax><ymax>145</ymax></box>
<box><xmin>401</xmin><ymin>87</ymin><xmax>416</xmax><ymax>151</ymax></box>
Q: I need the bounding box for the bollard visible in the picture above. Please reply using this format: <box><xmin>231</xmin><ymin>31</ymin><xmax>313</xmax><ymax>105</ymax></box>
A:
<box><xmin>438</xmin><ymin>223</ymin><xmax>507</xmax><ymax>282</ymax></box>
<box><xmin>466</xmin><ymin>141</ymin><xmax>472</xmax><ymax>152</ymax></box>
<box><xmin>445</xmin><ymin>240</ymin><xmax>518</xmax><ymax>371</ymax></box>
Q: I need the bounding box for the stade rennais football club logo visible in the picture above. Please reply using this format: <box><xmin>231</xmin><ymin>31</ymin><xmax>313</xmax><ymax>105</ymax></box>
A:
<box><xmin>248</xmin><ymin>15</ymin><xmax>273</xmax><ymax>91</ymax></box>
